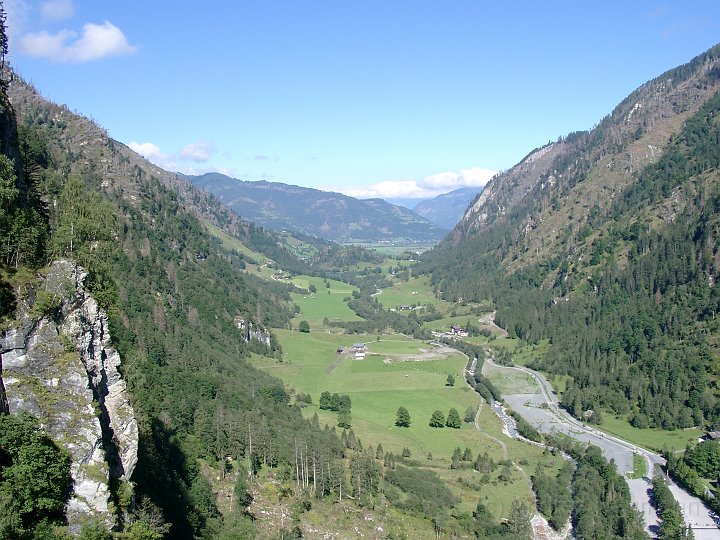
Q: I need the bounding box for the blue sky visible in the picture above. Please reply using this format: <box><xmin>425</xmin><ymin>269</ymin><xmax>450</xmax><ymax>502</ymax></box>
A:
<box><xmin>5</xmin><ymin>1</ymin><xmax>720</xmax><ymax>200</ymax></box>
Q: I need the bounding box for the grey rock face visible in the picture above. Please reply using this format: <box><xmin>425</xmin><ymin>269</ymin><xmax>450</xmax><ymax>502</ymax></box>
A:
<box><xmin>0</xmin><ymin>260</ymin><xmax>138</xmax><ymax>529</ymax></box>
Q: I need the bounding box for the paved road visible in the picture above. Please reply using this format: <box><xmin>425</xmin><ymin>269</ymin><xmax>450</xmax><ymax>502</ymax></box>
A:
<box><xmin>483</xmin><ymin>354</ymin><xmax>720</xmax><ymax>538</ymax></box>
<box><xmin>667</xmin><ymin>482</ymin><xmax>720</xmax><ymax>539</ymax></box>
<box><xmin>483</xmin><ymin>357</ymin><xmax>643</xmax><ymax>474</ymax></box>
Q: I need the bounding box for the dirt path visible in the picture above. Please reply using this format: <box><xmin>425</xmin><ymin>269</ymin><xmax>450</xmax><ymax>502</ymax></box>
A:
<box><xmin>478</xmin><ymin>311</ymin><xmax>508</xmax><ymax>336</ymax></box>
<box><xmin>382</xmin><ymin>346</ymin><xmax>459</xmax><ymax>363</ymax></box>
<box><xmin>471</xmin><ymin>398</ymin><xmax>509</xmax><ymax>461</ymax></box>
<box><xmin>464</xmin><ymin>363</ymin><xmax>569</xmax><ymax>539</ymax></box>
<box><xmin>325</xmin><ymin>355</ymin><xmax>344</xmax><ymax>374</ymax></box>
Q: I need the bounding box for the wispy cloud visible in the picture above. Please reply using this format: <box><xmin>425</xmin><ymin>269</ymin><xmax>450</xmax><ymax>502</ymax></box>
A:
<box><xmin>180</xmin><ymin>141</ymin><xmax>214</xmax><ymax>162</ymax></box>
<box><xmin>254</xmin><ymin>154</ymin><xmax>279</xmax><ymax>162</ymax></box>
<box><xmin>40</xmin><ymin>0</ymin><xmax>74</xmax><ymax>21</ymax></box>
<box><xmin>129</xmin><ymin>140</ymin><xmax>236</xmax><ymax>176</ymax></box>
<box><xmin>18</xmin><ymin>20</ymin><xmax>136</xmax><ymax>62</ymax></box>
<box><xmin>5</xmin><ymin>0</ymin><xmax>31</xmax><ymax>42</ymax></box>
<box><xmin>128</xmin><ymin>141</ymin><xmax>166</xmax><ymax>161</ymax></box>
<box><xmin>332</xmin><ymin>167</ymin><xmax>496</xmax><ymax>199</ymax></box>
<box><xmin>646</xmin><ymin>5</ymin><xmax>668</xmax><ymax>19</ymax></box>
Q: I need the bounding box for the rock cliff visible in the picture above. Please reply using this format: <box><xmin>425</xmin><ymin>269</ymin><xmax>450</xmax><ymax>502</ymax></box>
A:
<box><xmin>0</xmin><ymin>260</ymin><xmax>138</xmax><ymax>530</ymax></box>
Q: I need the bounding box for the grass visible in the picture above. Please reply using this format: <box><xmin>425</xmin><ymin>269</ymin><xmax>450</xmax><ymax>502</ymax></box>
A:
<box><xmin>598</xmin><ymin>413</ymin><xmax>704</xmax><ymax>453</ymax></box>
<box><xmin>510</xmin><ymin>340</ymin><xmax>550</xmax><ymax>367</ymax></box>
<box><xmin>256</xmin><ymin>324</ymin><xmax>560</xmax><ymax>520</ymax></box>
<box><xmin>422</xmin><ymin>311</ymin><xmax>485</xmax><ymax>332</ymax></box>
<box><xmin>254</xmin><ymin>273</ymin><xmax>570</xmax><ymax>521</ymax></box>
<box><xmin>376</xmin><ymin>275</ymin><xmax>447</xmax><ymax>310</ymax></box>
<box><xmin>628</xmin><ymin>453</ymin><xmax>648</xmax><ymax>479</ymax></box>
<box><xmin>203</xmin><ymin>221</ymin><xmax>279</xmax><ymax>279</ymax></box>
<box><xmin>289</xmin><ymin>279</ymin><xmax>362</xmax><ymax>327</ymax></box>
<box><xmin>488</xmin><ymin>337</ymin><xmax>522</xmax><ymax>353</ymax></box>
<box><xmin>487</xmin><ymin>370</ymin><xmax>538</xmax><ymax>395</ymax></box>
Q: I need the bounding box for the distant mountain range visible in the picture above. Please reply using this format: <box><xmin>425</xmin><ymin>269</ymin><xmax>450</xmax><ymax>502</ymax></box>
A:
<box><xmin>187</xmin><ymin>173</ymin><xmax>447</xmax><ymax>243</ymax></box>
<box><xmin>412</xmin><ymin>187</ymin><xmax>483</xmax><ymax>230</ymax></box>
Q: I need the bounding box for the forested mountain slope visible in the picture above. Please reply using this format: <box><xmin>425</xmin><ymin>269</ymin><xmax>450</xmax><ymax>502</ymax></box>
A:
<box><xmin>413</xmin><ymin>187</ymin><xmax>482</xmax><ymax>230</ymax></box>
<box><xmin>421</xmin><ymin>43</ymin><xmax>720</xmax><ymax>429</ymax></box>
<box><xmin>188</xmin><ymin>172</ymin><xmax>447</xmax><ymax>243</ymax></box>
<box><xmin>1</xmin><ymin>71</ymin><xmax>352</xmax><ymax>538</ymax></box>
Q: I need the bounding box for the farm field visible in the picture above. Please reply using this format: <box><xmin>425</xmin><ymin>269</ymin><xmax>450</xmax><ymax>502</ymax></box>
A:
<box><xmin>255</xmin><ymin>328</ymin><xmax>559</xmax><ymax>517</ymax></box>
<box><xmin>597</xmin><ymin>414</ymin><xmax>703</xmax><ymax>453</ymax></box>
<box><xmin>288</xmin><ymin>277</ymin><xmax>362</xmax><ymax>327</ymax></box>
<box><xmin>376</xmin><ymin>275</ymin><xmax>448</xmax><ymax>310</ymax></box>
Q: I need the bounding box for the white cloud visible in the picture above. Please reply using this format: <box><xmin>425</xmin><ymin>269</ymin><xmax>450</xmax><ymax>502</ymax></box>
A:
<box><xmin>180</xmin><ymin>141</ymin><xmax>214</xmax><ymax>162</ymax></box>
<box><xmin>423</xmin><ymin>167</ymin><xmax>495</xmax><ymax>190</ymax></box>
<box><xmin>128</xmin><ymin>140</ymin><xmax>237</xmax><ymax>177</ymax></box>
<box><xmin>19</xmin><ymin>20</ymin><xmax>136</xmax><ymax>62</ymax></box>
<box><xmin>329</xmin><ymin>166</ymin><xmax>496</xmax><ymax>200</ymax></box>
<box><xmin>40</xmin><ymin>0</ymin><xmax>74</xmax><ymax>21</ymax></box>
<box><xmin>340</xmin><ymin>180</ymin><xmax>430</xmax><ymax>199</ymax></box>
<box><xmin>128</xmin><ymin>141</ymin><xmax>165</xmax><ymax>161</ymax></box>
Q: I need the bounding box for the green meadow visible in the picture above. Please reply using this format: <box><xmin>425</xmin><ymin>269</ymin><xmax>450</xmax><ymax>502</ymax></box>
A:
<box><xmin>597</xmin><ymin>414</ymin><xmax>703</xmax><ymax>453</ymax></box>
<box><xmin>289</xmin><ymin>277</ymin><xmax>362</xmax><ymax>327</ymax></box>
<box><xmin>203</xmin><ymin>221</ymin><xmax>278</xmax><ymax>279</ymax></box>
<box><xmin>255</xmin><ymin>324</ymin><xmax>561</xmax><ymax>518</ymax></box>
<box><xmin>247</xmin><ymin>268</ymin><xmax>568</xmax><ymax>520</ymax></box>
<box><xmin>376</xmin><ymin>275</ymin><xmax>447</xmax><ymax>310</ymax></box>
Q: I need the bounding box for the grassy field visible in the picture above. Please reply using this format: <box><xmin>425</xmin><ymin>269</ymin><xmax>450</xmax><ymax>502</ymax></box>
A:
<box><xmin>597</xmin><ymin>414</ymin><xmax>703</xmax><ymax>453</ymax></box>
<box><xmin>628</xmin><ymin>453</ymin><xmax>648</xmax><ymax>479</ymax></box>
<box><xmin>376</xmin><ymin>275</ymin><xmax>447</xmax><ymax>310</ymax></box>
<box><xmin>203</xmin><ymin>222</ymin><xmax>278</xmax><ymax>279</ymax></box>
<box><xmin>510</xmin><ymin>340</ymin><xmax>550</xmax><ymax>366</ymax></box>
<box><xmin>255</xmin><ymin>326</ymin><xmax>561</xmax><ymax>519</ymax></box>
<box><xmin>288</xmin><ymin>277</ymin><xmax>362</xmax><ymax>327</ymax></box>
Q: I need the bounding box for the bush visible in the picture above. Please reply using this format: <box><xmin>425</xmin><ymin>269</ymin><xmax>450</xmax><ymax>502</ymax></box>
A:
<box><xmin>29</xmin><ymin>289</ymin><xmax>60</xmax><ymax>318</ymax></box>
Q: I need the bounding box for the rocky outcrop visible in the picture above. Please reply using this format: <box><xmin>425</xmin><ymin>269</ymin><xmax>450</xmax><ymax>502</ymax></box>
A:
<box><xmin>0</xmin><ymin>260</ymin><xmax>138</xmax><ymax>530</ymax></box>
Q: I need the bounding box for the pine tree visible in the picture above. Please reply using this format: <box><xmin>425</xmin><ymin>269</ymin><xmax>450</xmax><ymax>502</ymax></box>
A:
<box><xmin>346</xmin><ymin>429</ymin><xmax>357</xmax><ymax>450</ymax></box>
<box><xmin>319</xmin><ymin>391</ymin><xmax>332</xmax><ymax>410</ymax></box>
<box><xmin>233</xmin><ymin>462</ymin><xmax>253</xmax><ymax>509</ymax></box>
<box><xmin>505</xmin><ymin>499</ymin><xmax>532</xmax><ymax>539</ymax></box>
<box><xmin>446</xmin><ymin>407</ymin><xmax>461</xmax><ymax>428</ymax></box>
<box><xmin>395</xmin><ymin>406</ymin><xmax>411</xmax><ymax>427</ymax></box>
<box><xmin>429</xmin><ymin>409</ymin><xmax>445</xmax><ymax>427</ymax></box>
<box><xmin>475</xmin><ymin>451</ymin><xmax>495</xmax><ymax>473</ymax></box>
<box><xmin>337</xmin><ymin>409</ymin><xmax>351</xmax><ymax>429</ymax></box>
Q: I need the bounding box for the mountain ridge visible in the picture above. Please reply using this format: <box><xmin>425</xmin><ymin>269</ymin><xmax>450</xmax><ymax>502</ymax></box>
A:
<box><xmin>188</xmin><ymin>172</ymin><xmax>447</xmax><ymax>243</ymax></box>
<box><xmin>422</xmin><ymin>42</ymin><xmax>720</xmax><ymax>435</ymax></box>
<box><xmin>413</xmin><ymin>186</ymin><xmax>483</xmax><ymax>230</ymax></box>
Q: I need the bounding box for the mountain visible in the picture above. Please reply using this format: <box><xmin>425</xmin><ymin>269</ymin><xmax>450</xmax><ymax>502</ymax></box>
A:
<box><xmin>0</xmin><ymin>68</ymin><xmax>475</xmax><ymax>539</ymax></box>
<box><xmin>383</xmin><ymin>196</ymin><xmax>430</xmax><ymax>209</ymax></box>
<box><xmin>1</xmin><ymin>72</ymin><xmax>354</xmax><ymax>538</ymax></box>
<box><xmin>422</xmin><ymin>43</ymin><xmax>720</xmax><ymax>431</ymax></box>
<box><xmin>188</xmin><ymin>172</ymin><xmax>447</xmax><ymax>243</ymax></box>
<box><xmin>412</xmin><ymin>187</ymin><xmax>483</xmax><ymax>230</ymax></box>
